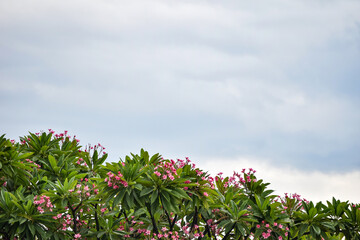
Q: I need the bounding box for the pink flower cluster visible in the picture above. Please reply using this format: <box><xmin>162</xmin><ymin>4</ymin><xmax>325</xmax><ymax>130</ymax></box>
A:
<box><xmin>75</xmin><ymin>158</ymin><xmax>87</xmax><ymax>167</ymax></box>
<box><xmin>278</xmin><ymin>193</ymin><xmax>309</xmax><ymax>214</ymax></box>
<box><xmin>351</xmin><ymin>203</ymin><xmax>360</xmax><ymax>210</ymax></box>
<box><xmin>33</xmin><ymin>195</ymin><xmax>53</xmax><ymax>213</ymax></box>
<box><xmin>104</xmin><ymin>171</ymin><xmax>128</xmax><ymax>189</ymax></box>
<box><xmin>53</xmin><ymin>210</ymin><xmax>88</xmax><ymax>232</ymax></box>
<box><xmin>24</xmin><ymin>158</ymin><xmax>41</xmax><ymax>169</ymax></box>
<box><xmin>152</xmin><ymin>229</ymin><xmax>181</xmax><ymax>239</ymax></box>
<box><xmin>180</xmin><ymin>223</ymin><xmax>205</xmax><ymax>238</ymax></box>
<box><xmin>256</xmin><ymin>221</ymin><xmax>288</xmax><ymax>239</ymax></box>
<box><xmin>69</xmin><ymin>180</ymin><xmax>98</xmax><ymax>198</ymax></box>
<box><xmin>53</xmin><ymin>213</ymin><xmax>73</xmax><ymax>231</ymax></box>
<box><xmin>216</xmin><ymin>168</ymin><xmax>258</xmax><ymax>190</ymax></box>
<box><xmin>153</xmin><ymin>159</ymin><xmax>181</xmax><ymax>181</ymax></box>
<box><xmin>83</xmin><ymin>142</ymin><xmax>107</xmax><ymax>155</ymax></box>
<box><xmin>117</xmin><ymin>218</ymin><xmax>153</xmax><ymax>238</ymax></box>
<box><xmin>49</xmin><ymin>129</ymin><xmax>80</xmax><ymax>143</ymax></box>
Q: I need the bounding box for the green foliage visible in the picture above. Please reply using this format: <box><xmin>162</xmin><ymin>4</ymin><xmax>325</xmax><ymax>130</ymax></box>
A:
<box><xmin>0</xmin><ymin>130</ymin><xmax>359</xmax><ymax>239</ymax></box>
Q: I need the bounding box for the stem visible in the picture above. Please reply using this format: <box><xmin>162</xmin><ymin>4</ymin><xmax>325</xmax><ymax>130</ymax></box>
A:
<box><xmin>170</xmin><ymin>214</ymin><xmax>178</xmax><ymax>231</ymax></box>
<box><xmin>69</xmin><ymin>200</ymin><xmax>82</xmax><ymax>234</ymax></box>
<box><xmin>200</xmin><ymin>214</ymin><xmax>211</xmax><ymax>238</ymax></box>
<box><xmin>199</xmin><ymin>225</ymin><xmax>210</xmax><ymax>240</ymax></box>
<box><xmin>190</xmin><ymin>206</ymin><xmax>198</xmax><ymax>232</ymax></box>
<box><xmin>164</xmin><ymin>212</ymin><xmax>178</xmax><ymax>239</ymax></box>
<box><xmin>147</xmin><ymin>203</ymin><xmax>158</xmax><ymax>234</ymax></box>
<box><xmin>215</xmin><ymin>216</ymin><xmax>229</xmax><ymax>224</ymax></box>
<box><xmin>123</xmin><ymin>209</ymin><xmax>131</xmax><ymax>224</ymax></box>
<box><xmin>116</xmin><ymin>209</ymin><xmax>124</xmax><ymax>219</ymax></box>
<box><xmin>287</xmin><ymin>223</ymin><xmax>290</xmax><ymax>240</ymax></box>
<box><xmin>165</xmin><ymin>210</ymin><xmax>172</xmax><ymax>229</ymax></box>
<box><xmin>74</xmin><ymin>200</ymin><xmax>82</xmax><ymax>212</ymax></box>
<box><xmin>93</xmin><ymin>204</ymin><xmax>100</xmax><ymax>240</ymax></box>
<box><xmin>69</xmin><ymin>205</ymin><xmax>77</xmax><ymax>233</ymax></box>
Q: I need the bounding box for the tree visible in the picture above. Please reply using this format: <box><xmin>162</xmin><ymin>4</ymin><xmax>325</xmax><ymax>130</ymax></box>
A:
<box><xmin>0</xmin><ymin>130</ymin><xmax>359</xmax><ymax>239</ymax></box>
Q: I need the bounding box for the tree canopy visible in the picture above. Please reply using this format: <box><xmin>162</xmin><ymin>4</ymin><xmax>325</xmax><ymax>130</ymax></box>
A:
<box><xmin>0</xmin><ymin>130</ymin><xmax>359</xmax><ymax>239</ymax></box>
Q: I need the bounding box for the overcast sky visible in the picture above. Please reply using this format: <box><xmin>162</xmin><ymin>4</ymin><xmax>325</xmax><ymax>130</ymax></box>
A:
<box><xmin>1</xmin><ymin>0</ymin><xmax>359</xmax><ymax>202</ymax></box>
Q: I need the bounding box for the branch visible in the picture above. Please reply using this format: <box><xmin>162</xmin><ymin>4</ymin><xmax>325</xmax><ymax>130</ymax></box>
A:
<box><xmin>146</xmin><ymin>203</ymin><xmax>158</xmax><ymax>234</ymax></box>
<box><xmin>190</xmin><ymin>206</ymin><xmax>198</xmax><ymax>232</ymax></box>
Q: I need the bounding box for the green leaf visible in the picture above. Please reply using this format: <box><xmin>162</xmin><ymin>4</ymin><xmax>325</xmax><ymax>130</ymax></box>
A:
<box><xmin>16</xmin><ymin>152</ymin><xmax>34</xmax><ymax>160</ymax></box>
<box><xmin>150</xmin><ymin>190</ymin><xmax>158</xmax><ymax>204</ymax></box>
<box><xmin>134</xmin><ymin>207</ymin><xmax>147</xmax><ymax>217</ymax></box>
<box><xmin>48</xmin><ymin>155</ymin><xmax>57</xmax><ymax>170</ymax></box>
<box><xmin>171</xmin><ymin>188</ymin><xmax>192</xmax><ymax>200</ymax></box>
<box><xmin>299</xmin><ymin>224</ymin><xmax>308</xmax><ymax>236</ymax></box>
<box><xmin>238</xmin><ymin>209</ymin><xmax>248</xmax><ymax>218</ymax></box>
<box><xmin>321</xmin><ymin>221</ymin><xmax>335</xmax><ymax>231</ymax></box>
<box><xmin>161</xmin><ymin>196</ymin><xmax>174</xmax><ymax>213</ymax></box>
<box><xmin>236</xmin><ymin>223</ymin><xmax>246</xmax><ymax>236</ymax></box>
<box><xmin>254</xmin><ymin>194</ymin><xmax>262</xmax><ymax>208</ymax></box>
<box><xmin>218</xmin><ymin>219</ymin><xmax>232</xmax><ymax>229</ymax></box>
<box><xmin>97</xmin><ymin>154</ymin><xmax>108</xmax><ymax>165</ymax></box>
<box><xmin>312</xmin><ymin>225</ymin><xmax>321</xmax><ymax>235</ymax></box>
<box><xmin>93</xmin><ymin>150</ymin><xmax>98</xmax><ymax>162</ymax></box>
<box><xmin>261</xmin><ymin>197</ymin><xmax>270</xmax><ymax>210</ymax></box>
<box><xmin>29</xmin><ymin>223</ymin><xmax>36</xmax><ymax>236</ymax></box>
<box><xmin>74</xmin><ymin>173</ymin><xmax>88</xmax><ymax>180</ymax></box>
<box><xmin>113</xmin><ymin>190</ymin><xmax>126</xmax><ymax>208</ymax></box>
<box><xmin>140</xmin><ymin>187</ymin><xmax>154</xmax><ymax>197</ymax></box>
<box><xmin>309</xmin><ymin>207</ymin><xmax>317</xmax><ymax>218</ymax></box>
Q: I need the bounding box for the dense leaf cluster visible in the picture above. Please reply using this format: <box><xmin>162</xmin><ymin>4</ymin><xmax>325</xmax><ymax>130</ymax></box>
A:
<box><xmin>0</xmin><ymin>131</ymin><xmax>359</xmax><ymax>239</ymax></box>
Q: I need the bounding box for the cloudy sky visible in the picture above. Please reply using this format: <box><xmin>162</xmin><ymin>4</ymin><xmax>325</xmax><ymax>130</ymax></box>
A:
<box><xmin>1</xmin><ymin>0</ymin><xmax>359</xmax><ymax>202</ymax></box>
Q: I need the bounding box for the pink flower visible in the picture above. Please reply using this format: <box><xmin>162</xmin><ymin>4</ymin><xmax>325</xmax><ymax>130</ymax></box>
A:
<box><xmin>154</xmin><ymin>171</ymin><xmax>161</xmax><ymax>177</ymax></box>
<box><xmin>74</xmin><ymin>233</ymin><xmax>81</xmax><ymax>239</ymax></box>
<box><xmin>203</xmin><ymin>192</ymin><xmax>209</xmax><ymax>197</ymax></box>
